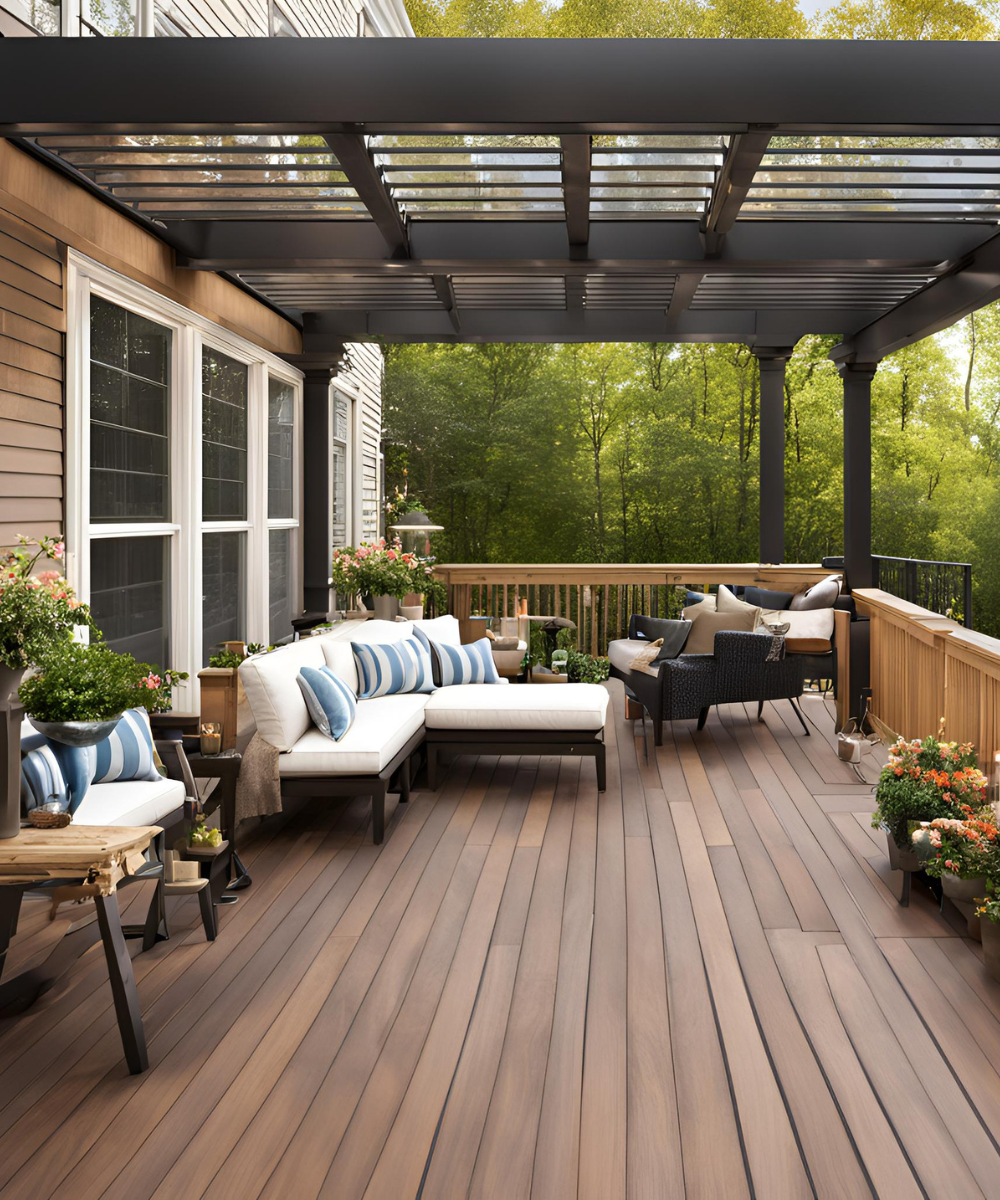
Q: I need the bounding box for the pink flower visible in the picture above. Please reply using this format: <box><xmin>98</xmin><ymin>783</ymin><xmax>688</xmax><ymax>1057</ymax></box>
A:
<box><xmin>142</xmin><ymin>673</ymin><xmax>161</xmax><ymax>689</ymax></box>
<box><xmin>52</xmin><ymin>542</ymin><xmax>64</xmax><ymax>560</ymax></box>
<box><xmin>387</xmin><ymin>549</ymin><xmax>397</xmax><ymax>561</ymax></box>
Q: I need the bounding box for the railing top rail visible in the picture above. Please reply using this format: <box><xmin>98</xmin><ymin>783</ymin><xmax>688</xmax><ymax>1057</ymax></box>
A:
<box><xmin>875</xmin><ymin>555</ymin><xmax>973</xmax><ymax>570</ymax></box>
<box><xmin>434</xmin><ymin>563</ymin><xmax>830</xmax><ymax>586</ymax></box>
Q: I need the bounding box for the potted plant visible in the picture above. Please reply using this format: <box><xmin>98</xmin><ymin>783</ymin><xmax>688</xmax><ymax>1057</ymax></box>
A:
<box><xmin>913</xmin><ymin>815</ymin><xmax>998</xmax><ymax>904</ymax></box>
<box><xmin>0</xmin><ymin>535</ymin><xmax>97</xmax><ymax>700</ymax></box>
<box><xmin>199</xmin><ymin>643</ymin><xmax>246</xmax><ymax>752</ymax></box>
<box><xmin>331</xmin><ymin>538</ymin><xmax>432</xmax><ymax>622</ymax></box>
<box><xmin>872</xmin><ymin>733</ymin><xmax>991</xmax><ymax>872</ymax></box>
<box><xmin>18</xmin><ymin>642</ymin><xmax>170</xmax><ymax>746</ymax></box>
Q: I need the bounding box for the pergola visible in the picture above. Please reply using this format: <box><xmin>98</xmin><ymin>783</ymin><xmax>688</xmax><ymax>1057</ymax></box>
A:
<box><xmin>3</xmin><ymin>37</ymin><xmax>1000</xmax><ymax>599</ymax></box>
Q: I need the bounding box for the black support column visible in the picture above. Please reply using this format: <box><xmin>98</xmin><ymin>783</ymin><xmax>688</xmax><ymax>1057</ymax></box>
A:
<box><xmin>754</xmin><ymin>346</ymin><xmax>792</xmax><ymax>565</ymax></box>
<box><xmin>838</xmin><ymin>361</ymin><xmax>879</xmax><ymax>590</ymax></box>
<box><xmin>301</xmin><ymin>368</ymin><xmax>335</xmax><ymax>615</ymax></box>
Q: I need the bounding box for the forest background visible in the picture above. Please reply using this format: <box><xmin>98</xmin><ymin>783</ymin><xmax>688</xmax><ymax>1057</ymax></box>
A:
<box><xmin>384</xmin><ymin>0</ymin><xmax>1000</xmax><ymax>634</ymax></box>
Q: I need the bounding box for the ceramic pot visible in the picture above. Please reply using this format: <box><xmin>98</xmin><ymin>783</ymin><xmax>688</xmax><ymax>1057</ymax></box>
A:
<box><xmin>400</xmin><ymin>605</ymin><xmax>424</xmax><ymax>622</ymax></box>
<box><xmin>29</xmin><ymin>716</ymin><xmax>122</xmax><ymax>747</ymax></box>
<box><xmin>0</xmin><ymin>664</ymin><xmax>24</xmax><ymax>704</ymax></box>
<box><xmin>373</xmin><ymin>595</ymin><xmax>399</xmax><ymax>621</ymax></box>
<box><xmin>941</xmin><ymin>873</ymin><xmax>988</xmax><ymax>905</ymax></box>
<box><xmin>981</xmin><ymin>917</ymin><xmax>1000</xmax><ymax>983</ymax></box>
<box><xmin>885</xmin><ymin>830</ymin><xmax>922</xmax><ymax>873</ymax></box>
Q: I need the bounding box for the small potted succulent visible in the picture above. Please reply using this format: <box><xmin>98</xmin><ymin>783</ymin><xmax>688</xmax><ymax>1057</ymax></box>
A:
<box><xmin>0</xmin><ymin>535</ymin><xmax>98</xmax><ymax>700</ymax></box>
<box><xmin>18</xmin><ymin>642</ymin><xmax>171</xmax><ymax>747</ymax></box>
<box><xmin>872</xmin><ymin>732</ymin><xmax>990</xmax><ymax>872</ymax></box>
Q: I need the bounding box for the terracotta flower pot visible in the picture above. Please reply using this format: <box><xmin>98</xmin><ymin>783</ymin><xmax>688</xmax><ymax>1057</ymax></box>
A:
<box><xmin>981</xmin><ymin>918</ymin><xmax>1000</xmax><ymax>983</ymax></box>
<box><xmin>941</xmin><ymin>873</ymin><xmax>988</xmax><ymax>905</ymax></box>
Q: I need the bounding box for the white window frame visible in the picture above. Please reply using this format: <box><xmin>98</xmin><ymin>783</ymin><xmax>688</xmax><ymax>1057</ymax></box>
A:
<box><xmin>331</xmin><ymin>379</ymin><xmax>361</xmax><ymax>546</ymax></box>
<box><xmin>65</xmin><ymin>250</ymin><xmax>303</xmax><ymax>707</ymax></box>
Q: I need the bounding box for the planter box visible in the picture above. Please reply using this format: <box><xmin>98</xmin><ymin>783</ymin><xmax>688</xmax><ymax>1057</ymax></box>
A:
<box><xmin>198</xmin><ymin>667</ymin><xmax>241</xmax><ymax>752</ymax></box>
<box><xmin>941</xmin><ymin>872</ymin><xmax>988</xmax><ymax>906</ymax></box>
<box><xmin>982</xmin><ymin>917</ymin><xmax>1000</xmax><ymax>983</ymax></box>
<box><xmin>885</xmin><ymin>830</ymin><xmax>922</xmax><ymax>873</ymax></box>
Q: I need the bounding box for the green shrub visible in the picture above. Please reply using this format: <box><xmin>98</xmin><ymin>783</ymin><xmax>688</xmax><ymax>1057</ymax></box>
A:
<box><xmin>19</xmin><ymin>644</ymin><xmax>164</xmax><ymax>722</ymax></box>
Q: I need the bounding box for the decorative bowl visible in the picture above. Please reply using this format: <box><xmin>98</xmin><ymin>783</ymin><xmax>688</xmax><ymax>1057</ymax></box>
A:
<box><xmin>29</xmin><ymin>716</ymin><xmax>122</xmax><ymax>747</ymax></box>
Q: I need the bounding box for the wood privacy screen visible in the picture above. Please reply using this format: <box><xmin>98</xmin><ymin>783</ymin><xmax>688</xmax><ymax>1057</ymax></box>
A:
<box><xmin>854</xmin><ymin>588</ymin><xmax>1000</xmax><ymax>767</ymax></box>
<box><xmin>435</xmin><ymin>564</ymin><xmax>834</xmax><ymax>657</ymax></box>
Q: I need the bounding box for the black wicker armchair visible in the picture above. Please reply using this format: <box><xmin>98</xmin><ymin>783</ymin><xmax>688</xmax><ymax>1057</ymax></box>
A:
<box><xmin>608</xmin><ymin>617</ymin><xmax>809</xmax><ymax>744</ymax></box>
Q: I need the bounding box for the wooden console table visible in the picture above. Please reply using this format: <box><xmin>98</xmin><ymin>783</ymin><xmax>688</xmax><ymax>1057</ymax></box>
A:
<box><xmin>0</xmin><ymin>824</ymin><xmax>161</xmax><ymax>1074</ymax></box>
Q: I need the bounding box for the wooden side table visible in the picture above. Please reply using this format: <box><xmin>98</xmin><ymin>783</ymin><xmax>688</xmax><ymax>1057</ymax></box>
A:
<box><xmin>0</xmin><ymin>824</ymin><xmax>162</xmax><ymax>1074</ymax></box>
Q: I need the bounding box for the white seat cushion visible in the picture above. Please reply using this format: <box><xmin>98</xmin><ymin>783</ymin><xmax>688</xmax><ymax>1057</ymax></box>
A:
<box><xmin>423</xmin><ymin>683</ymin><xmax>608</xmax><ymax>732</ymax></box>
<box><xmin>239</xmin><ymin>638</ymin><xmax>326</xmax><ymax>751</ymax></box>
<box><xmin>608</xmin><ymin>638</ymin><xmax>652</xmax><ymax>674</ymax></box>
<box><xmin>412</xmin><ymin>615</ymin><xmax>462</xmax><ymax>646</ymax></box>
<box><xmin>74</xmin><ymin>777</ymin><xmax>186</xmax><ymax>828</ymax></box>
<box><xmin>278</xmin><ymin>694</ymin><xmax>429</xmax><ymax>776</ymax></box>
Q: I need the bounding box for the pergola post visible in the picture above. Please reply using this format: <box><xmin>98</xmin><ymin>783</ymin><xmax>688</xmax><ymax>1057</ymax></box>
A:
<box><xmin>754</xmin><ymin>346</ymin><xmax>793</xmax><ymax>565</ymax></box>
<box><xmin>838</xmin><ymin>362</ymin><xmax>880</xmax><ymax>591</ymax></box>
<box><xmin>301</xmin><ymin>367</ymin><xmax>336</xmax><ymax>615</ymax></box>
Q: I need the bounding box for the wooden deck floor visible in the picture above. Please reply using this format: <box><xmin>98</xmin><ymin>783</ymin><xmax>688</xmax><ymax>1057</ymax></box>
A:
<box><xmin>3</xmin><ymin>682</ymin><xmax>1000</xmax><ymax>1199</ymax></box>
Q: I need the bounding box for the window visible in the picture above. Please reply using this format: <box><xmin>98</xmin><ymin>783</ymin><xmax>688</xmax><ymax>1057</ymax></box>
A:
<box><xmin>79</xmin><ymin>0</ymin><xmax>136</xmax><ymax>34</ymax></box>
<box><xmin>28</xmin><ymin>0</ymin><xmax>61</xmax><ymax>34</ymax></box>
<box><xmin>90</xmin><ymin>296</ymin><xmax>170</xmax><ymax>523</ymax></box>
<box><xmin>90</xmin><ymin>536</ymin><xmax>170</xmax><ymax>667</ymax></box>
<box><xmin>70</xmin><ymin>254</ymin><xmax>303</xmax><ymax>704</ymax></box>
<box><xmin>202</xmin><ymin>531</ymin><xmax>245</xmax><ymax>661</ymax></box>
<box><xmin>202</xmin><ymin>348</ymin><xmax>248</xmax><ymax>522</ymax></box>
<box><xmin>332</xmin><ymin>388</ymin><xmax>350</xmax><ymax>548</ymax></box>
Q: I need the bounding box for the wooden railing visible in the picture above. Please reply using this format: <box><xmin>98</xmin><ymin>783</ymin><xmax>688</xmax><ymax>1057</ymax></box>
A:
<box><xmin>435</xmin><ymin>563</ymin><xmax>834</xmax><ymax>656</ymax></box>
<box><xmin>854</xmin><ymin>588</ymin><xmax>1000</xmax><ymax>765</ymax></box>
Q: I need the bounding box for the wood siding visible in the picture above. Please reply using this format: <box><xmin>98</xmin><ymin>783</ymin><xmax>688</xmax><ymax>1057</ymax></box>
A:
<box><xmin>347</xmin><ymin>341</ymin><xmax>384</xmax><ymax>542</ymax></box>
<box><xmin>0</xmin><ymin>197</ymin><xmax>65</xmax><ymax>547</ymax></box>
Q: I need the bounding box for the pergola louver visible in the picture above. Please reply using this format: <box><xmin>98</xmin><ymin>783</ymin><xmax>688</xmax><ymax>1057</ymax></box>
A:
<box><xmin>4</xmin><ymin>36</ymin><xmax>1000</xmax><ymax>609</ymax></box>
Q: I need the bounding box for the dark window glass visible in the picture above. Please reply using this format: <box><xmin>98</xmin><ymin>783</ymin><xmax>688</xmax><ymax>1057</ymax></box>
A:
<box><xmin>268</xmin><ymin>528</ymin><xmax>295</xmax><ymax>642</ymax></box>
<box><xmin>29</xmin><ymin>0</ymin><xmax>60</xmax><ymax>34</ymax></box>
<box><xmin>90</xmin><ymin>536</ymin><xmax>170</xmax><ymax>667</ymax></box>
<box><xmin>202</xmin><ymin>531</ymin><xmax>245</xmax><ymax>663</ymax></box>
<box><xmin>268</xmin><ymin>376</ymin><xmax>295</xmax><ymax>520</ymax></box>
<box><xmin>202</xmin><ymin>348</ymin><xmax>248</xmax><ymax>522</ymax></box>
<box><xmin>90</xmin><ymin>297</ymin><xmax>170</xmax><ymax>523</ymax></box>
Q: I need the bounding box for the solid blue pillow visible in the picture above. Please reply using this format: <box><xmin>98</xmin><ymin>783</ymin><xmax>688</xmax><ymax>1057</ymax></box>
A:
<box><xmin>431</xmin><ymin>636</ymin><xmax>501</xmax><ymax>687</ymax></box>
<box><xmin>297</xmin><ymin>665</ymin><xmax>357</xmax><ymax>741</ymax></box>
<box><xmin>351</xmin><ymin>637</ymin><xmax>435</xmax><ymax>699</ymax></box>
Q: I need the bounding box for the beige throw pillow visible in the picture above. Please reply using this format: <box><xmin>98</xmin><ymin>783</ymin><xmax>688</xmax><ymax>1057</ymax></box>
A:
<box><xmin>631</xmin><ymin>639</ymin><xmax>665</xmax><ymax>675</ymax></box>
<box><xmin>681</xmin><ymin>605</ymin><xmax>759</xmax><ymax>655</ymax></box>
<box><xmin>716</xmin><ymin>585</ymin><xmax>763</xmax><ymax>625</ymax></box>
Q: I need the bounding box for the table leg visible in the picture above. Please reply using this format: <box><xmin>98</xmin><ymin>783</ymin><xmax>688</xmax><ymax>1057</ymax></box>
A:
<box><xmin>0</xmin><ymin>886</ymin><xmax>24</xmax><ymax>984</ymax></box>
<box><xmin>94</xmin><ymin>892</ymin><xmax>149</xmax><ymax>1074</ymax></box>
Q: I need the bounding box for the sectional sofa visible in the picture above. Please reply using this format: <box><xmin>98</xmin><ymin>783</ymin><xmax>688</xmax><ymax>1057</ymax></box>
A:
<box><xmin>239</xmin><ymin>616</ymin><xmax>609</xmax><ymax>843</ymax></box>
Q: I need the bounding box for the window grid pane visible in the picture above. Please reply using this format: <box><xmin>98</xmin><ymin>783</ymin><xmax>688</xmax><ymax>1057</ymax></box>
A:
<box><xmin>268</xmin><ymin>375</ymin><xmax>295</xmax><ymax>519</ymax></box>
<box><xmin>268</xmin><ymin>528</ymin><xmax>294</xmax><ymax>642</ymax></box>
<box><xmin>202</xmin><ymin>347</ymin><xmax>248</xmax><ymax>521</ymax></box>
<box><xmin>202</xmin><ymin>531</ymin><xmax>245</xmax><ymax>664</ymax></box>
<box><xmin>90</xmin><ymin>536</ymin><xmax>170</xmax><ymax>668</ymax></box>
<box><xmin>332</xmin><ymin>441</ymin><xmax>347</xmax><ymax>548</ymax></box>
<box><xmin>90</xmin><ymin>296</ymin><xmax>170</xmax><ymax>523</ymax></box>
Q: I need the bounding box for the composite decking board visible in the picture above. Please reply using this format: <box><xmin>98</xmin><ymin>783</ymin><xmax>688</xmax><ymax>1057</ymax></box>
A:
<box><xmin>691</xmin><ymin>730</ymin><xmax>800</xmax><ymax>929</ymax></box>
<box><xmin>767</xmin><ymin>928</ymin><xmax>924</xmax><ymax>1200</ymax></box>
<box><xmin>6</xmin><ymin>682</ymin><xmax>1000</xmax><ymax>1197</ymax></box>
<box><xmin>20</xmin><ymin>808</ymin><xmax>374</xmax><ymax>1200</ymax></box>
<box><xmin>709</xmin><ymin>845</ymin><xmax>872</xmax><ymax>1199</ymax></box>
<box><xmin>78</xmin><ymin>803</ymin><xmax>380</xmax><ymax>1200</ymax></box>
<box><xmin>818</xmin><ymin>942</ymin><xmax>988</xmax><ymax>1200</ymax></box>
<box><xmin>199</xmin><ymin>765</ymin><xmax>478</xmax><ymax>1200</ymax></box>
<box><xmin>644</xmin><ymin>784</ymin><xmax>751</xmax><ymax>1200</ymax></box>
<box><xmin>259</xmin><ymin>766</ymin><xmax>495</xmax><ymax>1200</ymax></box>
<box><xmin>670</xmin><ymin>800</ymin><xmax>813</xmax><ymax>1198</ymax></box>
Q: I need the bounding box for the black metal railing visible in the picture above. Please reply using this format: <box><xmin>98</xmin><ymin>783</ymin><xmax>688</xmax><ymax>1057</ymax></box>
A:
<box><xmin>873</xmin><ymin>556</ymin><xmax>973</xmax><ymax>628</ymax></box>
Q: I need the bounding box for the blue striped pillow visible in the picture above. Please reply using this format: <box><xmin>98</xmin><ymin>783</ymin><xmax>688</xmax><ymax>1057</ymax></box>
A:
<box><xmin>20</xmin><ymin>736</ymin><xmax>70</xmax><ymax>814</ymax></box>
<box><xmin>432</xmin><ymin>637</ymin><xmax>501</xmax><ymax>687</ymax></box>
<box><xmin>351</xmin><ymin>637</ymin><xmax>436</xmax><ymax>699</ymax></box>
<box><xmin>298</xmin><ymin>666</ymin><xmax>357</xmax><ymax>740</ymax></box>
<box><xmin>91</xmin><ymin>708</ymin><xmax>162</xmax><ymax>785</ymax></box>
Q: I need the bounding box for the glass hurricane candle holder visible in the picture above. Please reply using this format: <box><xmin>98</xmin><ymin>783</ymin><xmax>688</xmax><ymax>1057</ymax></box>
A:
<box><xmin>200</xmin><ymin>722</ymin><xmax>222</xmax><ymax>757</ymax></box>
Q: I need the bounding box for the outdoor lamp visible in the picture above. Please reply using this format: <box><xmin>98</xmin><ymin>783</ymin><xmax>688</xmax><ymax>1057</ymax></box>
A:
<box><xmin>389</xmin><ymin>510</ymin><xmax>444</xmax><ymax>556</ymax></box>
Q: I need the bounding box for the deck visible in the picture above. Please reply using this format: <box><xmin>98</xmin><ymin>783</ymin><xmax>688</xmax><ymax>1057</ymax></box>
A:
<box><xmin>0</xmin><ymin>682</ymin><xmax>997</xmax><ymax>1199</ymax></box>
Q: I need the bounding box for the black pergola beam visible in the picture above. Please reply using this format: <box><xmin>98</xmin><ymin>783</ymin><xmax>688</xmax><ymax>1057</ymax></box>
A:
<box><xmin>701</xmin><ymin>130</ymin><xmax>773</xmax><ymax>254</ymax></box>
<box><xmin>4</xmin><ymin>39</ymin><xmax>1000</xmax><ymax>132</ymax></box>
<box><xmin>432</xmin><ymin>275</ymin><xmax>461</xmax><ymax>332</ymax></box>
<box><xmin>301</xmin><ymin>307</ymin><xmax>884</xmax><ymax>344</ymax></box>
<box><xmin>322</xmin><ymin>134</ymin><xmax>408</xmax><ymax>258</ymax></box>
<box><xmin>169</xmin><ymin>220</ymin><xmax>987</xmax><ymax>274</ymax></box>
<box><xmin>835</xmin><ymin>229</ymin><xmax>1000</xmax><ymax>362</ymax></box>
<box><xmin>561</xmin><ymin>135</ymin><xmax>591</xmax><ymax>248</ymax></box>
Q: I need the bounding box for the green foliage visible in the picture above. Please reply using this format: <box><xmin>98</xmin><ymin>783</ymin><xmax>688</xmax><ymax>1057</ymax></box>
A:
<box><xmin>19</xmin><ymin>644</ymin><xmax>164</xmax><ymax>723</ymax></box>
<box><xmin>565</xmin><ymin>650</ymin><xmax>611</xmax><ymax>683</ymax></box>
<box><xmin>209</xmin><ymin>649</ymin><xmax>245</xmax><ymax>669</ymax></box>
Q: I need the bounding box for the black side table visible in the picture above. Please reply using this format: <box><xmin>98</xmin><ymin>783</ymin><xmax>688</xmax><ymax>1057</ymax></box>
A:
<box><xmin>185</xmin><ymin>751</ymin><xmax>252</xmax><ymax>893</ymax></box>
